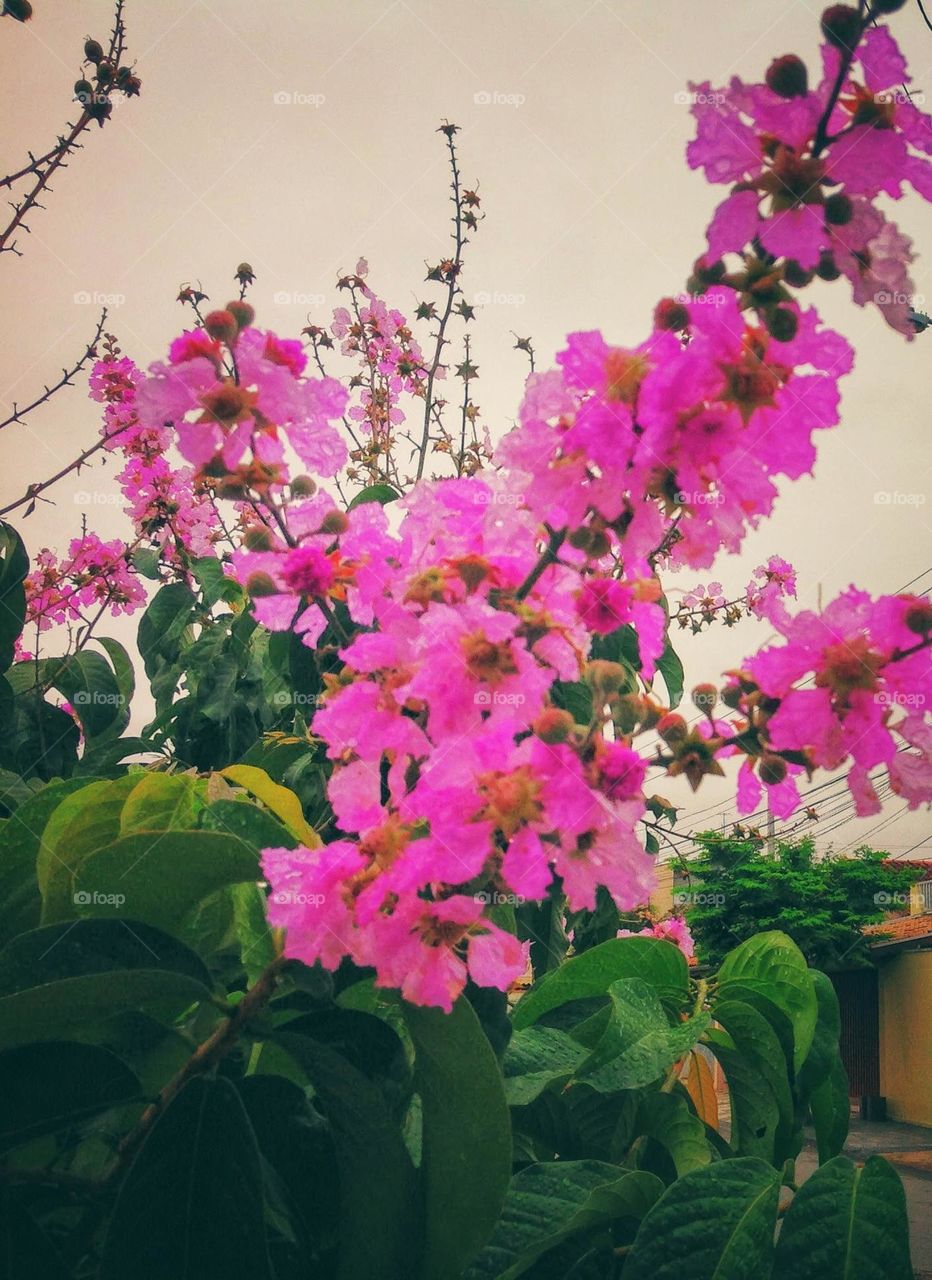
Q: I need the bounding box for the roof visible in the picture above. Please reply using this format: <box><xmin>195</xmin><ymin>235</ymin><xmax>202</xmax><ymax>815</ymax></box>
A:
<box><xmin>864</xmin><ymin>914</ymin><xmax>932</xmax><ymax>948</ymax></box>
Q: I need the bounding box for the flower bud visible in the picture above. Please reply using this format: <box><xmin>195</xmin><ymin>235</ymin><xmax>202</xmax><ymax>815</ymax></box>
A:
<box><xmin>765</xmin><ymin>55</ymin><xmax>809</xmax><ymax>99</ymax></box>
<box><xmin>243</xmin><ymin>526</ymin><xmax>274</xmax><ymax>551</ymax></box>
<box><xmin>759</xmin><ymin>754</ymin><xmax>788</xmax><ymax>785</ymax></box>
<box><xmin>226</xmin><ymin>300</ymin><xmax>255</xmax><ymax>330</ymax></box>
<box><xmin>613</xmin><ymin>694</ymin><xmax>644</xmax><ymax>735</ymax></box>
<box><xmin>246</xmin><ymin>571</ymin><xmax>279</xmax><ymax>597</ymax></box>
<box><xmin>765</xmin><ymin>306</ymin><xmax>798</xmax><ymax>342</ymax></box>
<box><xmin>74</xmin><ymin>79</ymin><xmax>94</xmax><ymax>102</ymax></box>
<box><xmin>204</xmin><ymin>309</ymin><xmax>238</xmax><ymax>344</ymax></box>
<box><xmin>657</xmin><ymin>712</ymin><xmax>688</xmax><ymax>745</ymax></box>
<box><xmin>820</xmin><ymin>6</ymin><xmax>862</xmax><ymax>51</ymax></box>
<box><xmin>870</xmin><ymin>0</ymin><xmax>907</xmax><ymax>12</ymax></box>
<box><xmin>783</xmin><ymin>259</ymin><xmax>814</xmax><ymax>288</ymax></box>
<box><xmin>584</xmin><ymin>660</ymin><xmax>628</xmax><ymax>696</ymax></box>
<box><xmin>5</xmin><ymin>0</ymin><xmax>32</xmax><ymax>16</ymax></box>
<box><xmin>568</xmin><ymin>525</ymin><xmax>611</xmax><ymax>558</ymax></box>
<box><xmin>824</xmin><ymin>193</ymin><xmax>853</xmax><ymax>225</ymax></box>
<box><xmin>95</xmin><ymin>60</ymin><xmax>114</xmax><ymax>85</ymax></box>
<box><xmin>904</xmin><ymin>601</ymin><xmax>932</xmax><ymax>635</ymax></box>
<box><xmin>691</xmin><ymin>683</ymin><xmax>718</xmax><ymax>713</ymax></box>
<box><xmin>533</xmin><ymin>707</ymin><xmax>575</xmax><ymax>743</ymax></box>
<box><xmin>235</xmin><ymin>262</ymin><xmax>256</xmax><ymax>286</ymax></box>
<box><xmin>654</xmin><ymin>297</ymin><xmax>690</xmax><ymax>332</ymax></box>
<box><xmin>815</xmin><ymin>251</ymin><xmax>840</xmax><ymax>281</ymax></box>
<box><xmin>290</xmin><ymin>474</ymin><xmax>317</xmax><ymax>498</ymax></box>
<box><xmin>84</xmin><ymin>37</ymin><xmax>103</xmax><ymax>61</ymax></box>
<box><xmin>319</xmin><ymin>509</ymin><xmax>350</xmax><ymax>535</ymax></box>
<box><xmin>721</xmin><ymin>682</ymin><xmax>744</xmax><ymax>710</ymax></box>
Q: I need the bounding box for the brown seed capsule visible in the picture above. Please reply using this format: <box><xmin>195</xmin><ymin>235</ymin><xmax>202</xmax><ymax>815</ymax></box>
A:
<box><xmin>654</xmin><ymin>297</ymin><xmax>690</xmax><ymax>332</ymax></box>
<box><xmin>657</xmin><ymin>713</ymin><xmax>689</xmax><ymax>745</ymax></box>
<box><xmin>691</xmin><ymin>683</ymin><xmax>719</xmax><ymax>713</ymax></box>
<box><xmin>204</xmin><ymin>309</ymin><xmax>238</xmax><ymax>344</ymax></box>
<box><xmin>84</xmin><ymin>37</ymin><xmax>104</xmax><ymax>61</ymax></box>
<box><xmin>290</xmin><ymin>475</ymin><xmax>317</xmax><ymax>498</ymax></box>
<box><xmin>243</xmin><ymin>526</ymin><xmax>274</xmax><ymax>551</ymax></box>
<box><xmin>820</xmin><ymin>5</ymin><xmax>862</xmax><ymax>51</ymax></box>
<box><xmin>765</xmin><ymin>55</ymin><xmax>809</xmax><ymax>99</ymax></box>
<box><xmin>765</xmin><ymin>306</ymin><xmax>799</xmax><ymax>343</ymax></box>
<box><xmin>824</xmin><ymin>193</ymin><xmax>853</xmax><ymax>225</ymax></box>
<box><xmin>246</xmin><ymin>571</ymin><xmax>279</xmax><ymax>598</ymax></box>
<box><xmin>905</xmin><ymin>601</ymin><xmax>932</xmax><ymax>635</ymax></box>
<box><xmin>319</xmin><ymin>509</ymin><xmax>350</xmax><ymax>535</ymax></box>
<box><xmin>759</xmin><ymin>754</ymin><xmax>788</xmax><ymax>785</ymax></box>
<box><xmin>783</xmin><ymin>259</ymin><xmax>814</xmax><ymax>288</ymax></box>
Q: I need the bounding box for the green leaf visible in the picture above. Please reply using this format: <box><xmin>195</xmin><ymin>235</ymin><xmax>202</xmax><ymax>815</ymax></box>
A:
<box><xmin>796</xmin><ymin>970</ymin><xmax>842</xmax><ymax>1101</ymax></box>
<box><xmin>191</xmin><ymin>556</ymin><xmax>243</xmax><ymax>606</ymax></box>
<box><xmin>347</xmin><ymin>484</ymin><xmax>399</xmax><ymax>510</ymax></box>
<box><xmin>574</xmin><ymin>978</ymin><xmax>710</xmax><ymax>1092</ymax></box>
<box><xmin>716</xmin><ymin>931</ymin><xmax>817</xmax><ymax>1072</ymax></box>
<box><xmin>0</xmin><ymin>1041</ymin><xmax>140</xmax><ymax>1151</ymax></box>
<box><xmin>278</xmin><ymin>1030</ymin><xmax>418</xmax><ymax>1280</ymax></box>
<box><xmin>774</xmin><ymin>1156</ymin><xmax>911</xmax><ymax>1280</ymax></box>
<box><xmin>137</xmin><ymin>582</ymin><xmax>196</xmax><ymax>676</ymax></box>
<box><xmin>809</xmin><ymin>1057</ymin><xmax>850</xmax><ymax>1165</ymax></box>
<box><xmin>712</xmin><ymin>999</ymin><xmax>795</xmax><ymax>1163</ymax></box>
<box><xmin>0</xmin><ymin>777</ymin><xmax>100</xmax><ymax>944</ymax></box>
<box><xmin>513</xmin><ymin>936</ymin><xmax>689</xmax><ymax>1030</ymax></box>
<box><xmin>550</xmin><ymin>681</ymin><xmax>593</xmax><ymax>727</ymax></box>
<box><xmin>131</xmin><ymin>546</ymin><xmax>162</xmax><ymax>580</ymax></box>
<box><xmin>94</xmin><ymin>636</ymin><xmax>136</xmax><ymax>710</ymax></box>
<box><xmin>200</xmin><ymin>797</ymin><xmax>295</xmax><ymax>851</ymax></box>
<box><xmin>230</xmin><ymin>883</ymin><xmax>276</xmax><ymax>984</ymax></box>
<box><xmin>0</xmin><ymin>523</ymin><xmax>28</xmax><ymax>674</ymax></box>
<box><xmin>403</xmin><ymin>998</ymin><xmax>512</xmax><ymax>1279</ymax></box>
<box><xmin>0</xmin><ymin>969</ymin><xmax>208</xmax><ymax>1050</ymax></box>
<box><xmin>465</xmin><ymin>1162</ymin><xmax>663</xmax><ymax>1280</ymax></box>
<box><xmin>43</xmin><ymin>651</ymin><xmax>126</xmax><ymax>740</ymax></box>
<box><xmin>70</xmin><ymin>830</ymin><xmax>260</xmax><ymax>933</ymax></box>
<box><xmin>632</xmin><ymin>1090</ymin><xmax>712</xmax><ymax>1179</ymax></box>
<box><xmin>101</xmin><ymin>1076</ymin><xmax>273</xmax><ymax>1280</ymax></box>
<box><xmin>39</xmin><ymin>775</ymin><xmax>143</xmax><ymax>920</ymax></box>
<box><xmin>0</xmin><ymin>918</ymin><xmax>211</xmax><ymax>995</ymax></box>
<box><xmin>624</xmin><ymin>1157</ymin><xmax>782</xmax><ymax>1279</ymax></box>
<box><xmin>654</xmin><ymin>640</ymin><xmax>685</xmax><ymax>709</ymax></box>
<box><xmin>503</xmin><ymin>1027</ymin><xmax>589</xmax><ymax>1106</ymax></box>
<box><xmin>119</xmin><ymin>772</ymin><xmax>204</xmax><ymax>834</ymax></box>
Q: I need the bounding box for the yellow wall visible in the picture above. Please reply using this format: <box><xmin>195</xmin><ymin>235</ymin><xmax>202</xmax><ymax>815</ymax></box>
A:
<box><xmin>878</xmin><ymin>951</ymin><xmax>932</xmax><ymax>1128</ymax></box>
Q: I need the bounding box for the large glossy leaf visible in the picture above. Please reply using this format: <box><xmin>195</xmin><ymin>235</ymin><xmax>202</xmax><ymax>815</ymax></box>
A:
<box><xmin>68</xmin><ymin>830</ymin><xmax>260</xmax><ymax>933</ymax></box>
<box><xmin>682</xmin><ymin>1048</ymin><xmax>718</xmax><ymax>1129</ymax></box>
<box><xmin>654</xmin><ymin>639</ymin><xmax>685</xmax><ymax>709</ymax></box>
<box><xmin>278</xmin><ymin>1030</ymin><xmax>418</xmax><ymax>1280</ymax></box>
<box><xmin>101</xmin><ymin>1076</ymin><xmax>273</xmax><ymax>1280</ymax></box>
<box><xmin>713</xmin><ymin>999</ymin><xmax>794</xmax><ymax>1161</ymax></box>
<box><xmin>0</xmin><ymin>968</ymin><xmax>208</xmax><ymax>1050</ymax></box>
<box><xmin>119</xmin><ymin>772</ymin><xmax>204</xmax><ymax>834</ymax></box>
<box><xmin>574</xmin><ymin>978</ymin><xmax>709</xmax><ymax>1093</ymax></box>
<box><xmin>0</xmin><ymin>777</ymin><xmax>100</xmax><ymax>944</ymax></box>
<box><xmin>796</xmin><ymin>970</ymin><xmax>842</xmax><ymax>1101</ymax></box>
<box><xmin>706</xmin><ymin>1027</ymin><xmax>782</xmax><ymax>1165</ymax></box>
<box><xmin>200</xmin><ymin>797</ymin><xmax>295</xmax><ymax>851</ymax></box>
<box><xmin>404</xmin><ymin>997</ymin><xmax>513</xmax><ymax>1280</ymax></box>
<box><xmin>0</xmin><ymin>918</ymin><xmax>211</xmax><ymax>995</ymax></box>
<box><xmin>43</xmin><ymin>651</ymin><xmax>126</xmax><ymax>740</ymax></box>
<box><xmin>774</xmin><ymin>1156</ymin><xmax>911</xmax><ymax>1280</ymax></box>
<box><xmin>808</xmin><ymin>1056</ymin><xmax>850</xmax><ymax>1165</ymax></box>
<box><xmin>38</xmin><ymin>774</ymin><xmax>139</xmax><ymax>912</ymax></box>
<box><xmin>347</xmin><ymin>483</ymin><xmax>399</xmax><ymax>510</ymax></box>
<box><xmin>137</xmin><ymin>582</ymin><xmax>196</xmax><ymax>677</ymax></box>
<box><xmin>0</xmin><ymin>1041</ymin><xmax>140</xmax><ymax>1151</ymax></box>
<box><xmin>503</xmin><ymin>1027</ymin><xmax>589</xmax><ymax>1107</ymax></box>
<box><xmin>465</xmin><ymin>1162</ymin><xmax>663</xmax><ymax>1280</ymax></box>
<box><xmin>221</xmin><ymin>764</ymin><xmax>319</xmax><ymax>846</ymax></box>
<box><xmin>624</xmin><ymin>1157</ymin><xmax>781</xmax><ymax>1279</ymax></box>
<box><xmin>632</xmin><ymin>1090</ymin><xmax>712</xmax><ymax>1180</ymax></box>
<box><xmin>716</xmin><ymin>931</ymin><xmax>817</xmax><ymax>1072</ymax></box>
<box><xmin>513</xmin><ymin>936</ymin><xmax>689</xmax><ymax>1030</ymax></box>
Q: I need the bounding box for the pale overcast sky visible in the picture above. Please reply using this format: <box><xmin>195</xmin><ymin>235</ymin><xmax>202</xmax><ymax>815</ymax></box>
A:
<box><xmin>1</xmin><ymin>0</ymin><xmax>930</xmax><ymax>856</ymax></box>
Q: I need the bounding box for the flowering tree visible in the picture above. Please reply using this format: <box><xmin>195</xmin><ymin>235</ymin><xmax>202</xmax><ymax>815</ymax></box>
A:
<box><xmin>0</xmin><ymin>1</ymin><xmax>928</xmax><ymax>1276</ymax></box>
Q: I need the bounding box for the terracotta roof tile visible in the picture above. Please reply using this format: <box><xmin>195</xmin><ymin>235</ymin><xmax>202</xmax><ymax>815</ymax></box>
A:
<box><xmin>864</xmin><ymin>914</ymin><xmax>932</xmax><ymax>944</ymax></box>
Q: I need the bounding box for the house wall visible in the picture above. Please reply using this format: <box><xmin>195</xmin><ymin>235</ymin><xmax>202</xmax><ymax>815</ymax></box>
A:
<box><xmin>650</xmin><ymin>861</ymin><xmax>675</xmax><ymax>917</ymax></box>
<box><xmin>878</xmin><ymin>950</ymin><xmax>932</xmax><ymax>1128</ymax></box>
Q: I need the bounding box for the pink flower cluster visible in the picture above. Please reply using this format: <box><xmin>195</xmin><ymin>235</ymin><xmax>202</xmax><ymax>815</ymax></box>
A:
<box><xmin>136</xmin><ymin>321</ymin><xmax>348</xmax><ymax>484</ymax></box>
<box><xmin>91</xmin><ymin>351</ymin><xmax>216</xmax><ymax>562</ymax></box>
<box><xmin>24</xmin><ymin>534</ymin><xmax>146</xmax><ymax>633</ymax></box>
<box><xmin>499</xmin><ymin>294</ymin><xmax>851</xmax><ymax>570</ymax></box>
<box><xmin>688</xmin><ymin>25</ymin><xmax>932</xmax><ymax>334</ymax></box>
<box><xmin>618</xmin><ymin>915</ymin><xmax>695</xmax><ymax>960</ymax></box>
<box><xmin>734</xmin><ymin>589</ymin><xmax>932</xmax><ymax>818</ymax></box>
<box><xmin>253</xmin><ymin>473</ymin><xmax>663</xmax><ymax>1009</ymax></box>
